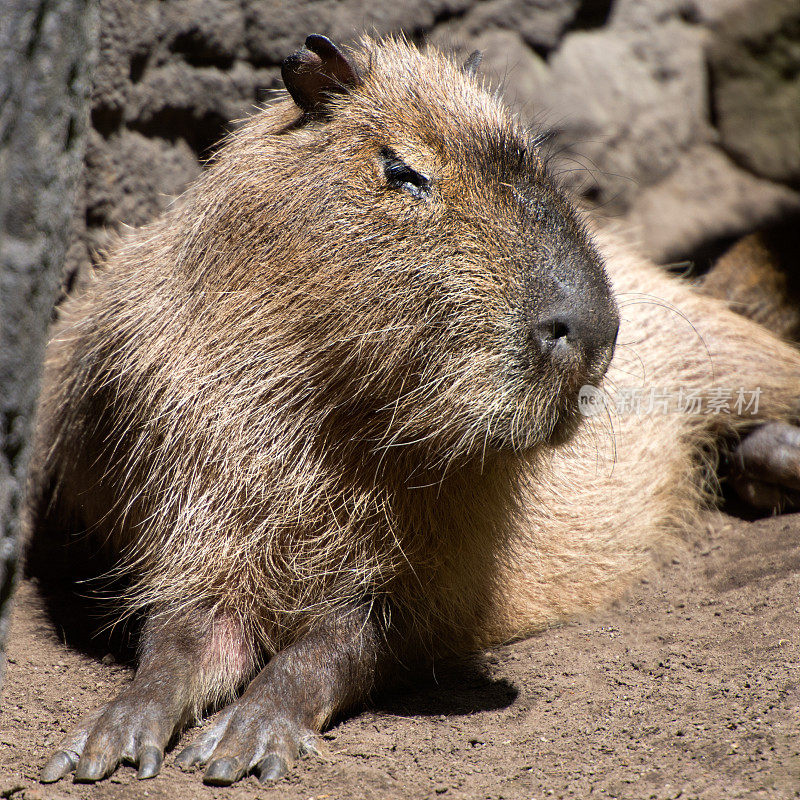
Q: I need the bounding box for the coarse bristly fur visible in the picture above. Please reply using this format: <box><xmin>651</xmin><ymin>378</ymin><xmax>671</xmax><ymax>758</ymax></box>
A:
<box><xmin>29</xmin><ymin>34</ymin><xmax>800</xmax><ymax>725</ymax></box>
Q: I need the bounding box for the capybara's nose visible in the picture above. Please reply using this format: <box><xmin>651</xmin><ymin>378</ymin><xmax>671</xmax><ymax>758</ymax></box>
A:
<box><xmin>532</xmin><ymin>297</ymin><xmax>620</xmax><ymax>370</ymax></box>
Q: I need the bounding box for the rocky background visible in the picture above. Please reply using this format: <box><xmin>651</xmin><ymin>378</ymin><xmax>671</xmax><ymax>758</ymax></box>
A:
<box><xmin>67</xmin><ymin>0</ymin><xmax>800</xmax><ymax>295</ymax></box>
<box><xmin>0</xmin><ymin>0</ymin><xmax>96</xmax><ymax>680</ymax></box>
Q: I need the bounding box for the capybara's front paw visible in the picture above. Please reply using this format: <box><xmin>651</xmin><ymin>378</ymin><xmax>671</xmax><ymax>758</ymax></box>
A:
<box><xmin>40</xmin><ymin>692</ymin><xmax>172</xmax><ymax>783</ymax></box>
<box><xmin>176</xmin><ymin>699</ymin><xmax>321</xmax><ymax>786</ymax></box>
<box><xmin>732</xmin><ymin>421</ymin><xmax>800</xmax><ymax>512</ymax></box>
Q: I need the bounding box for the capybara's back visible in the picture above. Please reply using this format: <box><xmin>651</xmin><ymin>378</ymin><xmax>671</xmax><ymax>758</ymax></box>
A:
<box><xmin>31</xmin><ymin>35</ymin><xmax>800</xmax><ymax>787</ymax></box>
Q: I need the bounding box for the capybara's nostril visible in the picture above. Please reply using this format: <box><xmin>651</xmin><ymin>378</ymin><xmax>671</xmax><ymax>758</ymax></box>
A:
<box><xmin>531</xmin><ymin>298</ymin><xmax>619</xmax><ymax>370</ymax></box>
<box><xmin>537</xmin><ymin>316</ymin><xmax>571</xmax><ymax>344</ymax></box>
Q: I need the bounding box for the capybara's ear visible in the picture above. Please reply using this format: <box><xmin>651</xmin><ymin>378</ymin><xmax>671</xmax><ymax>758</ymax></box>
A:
<box><xmin>462</xmin><ymin>50</ymin><xmax>482</xmax><ymax>77</ymax></box>
<box><xmin>281</xmin><ymin>35</ymin><xmax>360</xmax><ymax>113</ymax></box>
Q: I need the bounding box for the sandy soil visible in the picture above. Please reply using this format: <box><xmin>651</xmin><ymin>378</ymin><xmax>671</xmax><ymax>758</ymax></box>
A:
<box><xmin>2</xmin><ymin>511</ymin><xmax>800</xmax><ymax>800</ymax></box>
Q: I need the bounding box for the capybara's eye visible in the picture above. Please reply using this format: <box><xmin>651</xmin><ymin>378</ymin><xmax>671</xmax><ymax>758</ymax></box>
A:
<box><xmin>379</xmin><ymin>146</ymin><xmax>431</xmax><ymax>200</ymax></box>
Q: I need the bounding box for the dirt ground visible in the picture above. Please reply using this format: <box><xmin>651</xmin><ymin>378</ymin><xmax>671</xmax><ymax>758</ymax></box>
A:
<box><xmin>2</xmin><ymin>511</ymin><xmax>800</xmax><ymax>800</ymax></box>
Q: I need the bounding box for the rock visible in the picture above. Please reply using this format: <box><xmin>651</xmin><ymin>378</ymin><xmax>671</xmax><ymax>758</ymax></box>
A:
<box><xmin>84</xmin><ymin>128</ymin><xmax>200</xmax><ymax>230</ymax></box>
<box><xmin>127</xmin><ymin>61</ymin><xmax>250</xmax><ymax>150</ymax></box>
<box><xmin>243</xmin><ymin>0</ymin><xmax>472</xmax><ymax>66</ymax></box>
<box><xmin>708</xmin><ymin>0</ymin><xmax>800</xmax><ymax>187</ymax></box>
<box><xmin>532</xmin><ymin>22</ymin><xmax>708</xmax><ymax>211</ymax></box>
<box><xmin>439</xmin><ymin>0</ymin><xmax>582</xmax><ymax>52</ymax></box>
<box><xmin>0</xmin><ymin>0</ymin><xmax>96</xmax><ymax>681</ymax></box>
<box><xmin>624</xmin><ymin>145</ymin><xmax>800</xmax><ymax>263</ymax></box>
<box><xmin>428</xmin><ymin>28</ymin><xmax>548</xmax><ymax>113</ymax></box>
<box><xmin>161</xmin><ymin>0</ymin><xmax>246</xmax><ymax>66</ymax></box>
<box><xmin>90</xmin><ymin>0</ymin><xmax>159</xmax><ymax>132</ymax></box>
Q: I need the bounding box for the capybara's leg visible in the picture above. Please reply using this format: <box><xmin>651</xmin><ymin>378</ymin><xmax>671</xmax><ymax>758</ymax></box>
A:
<box><xmin>41</xmin><ymin>609</ymin><xmax>254</xmax><ymax>783</ymax></box>
<box><xmin>731</xmin><ymin>421</ymin><xmax>800</xmax><ymax>511</ymax></box>
<box><xmin>176</xmin><ymin>604</ymin><xmax>384</xmax><ymax>786</ymax></box>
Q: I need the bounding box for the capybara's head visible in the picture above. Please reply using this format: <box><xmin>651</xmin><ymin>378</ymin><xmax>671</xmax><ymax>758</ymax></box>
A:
<box><xmin>179</xmin><ymin>35</ymin><xmax>620</xmax><ymax>470</ymax></box>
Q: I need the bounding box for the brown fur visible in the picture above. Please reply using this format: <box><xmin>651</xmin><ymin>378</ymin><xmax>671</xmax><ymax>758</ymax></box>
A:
<box><xmin>30</xmin><ymin>36</ymin><xmax>800</xmax><ymax>733</ymax></box>
<box><xmin>700</xmin><ymin>222</ymin><xmax>800</xmax><ymax>340</ymax></box>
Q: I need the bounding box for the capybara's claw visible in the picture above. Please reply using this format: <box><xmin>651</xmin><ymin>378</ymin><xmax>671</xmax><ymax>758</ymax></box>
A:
<box><xmin>176</xmin><ymin>710</ymin><xmax>235</xmax><ymax>771</ymax></box>
<box><xmin>203</xmin><ymin>756</ymin><xmax>245</xmax><ymax>786</ymax></box>
<box><xmin>175</xmin><ymin>744</ymin><xmax>204</xmax><ymax>770</ymax></box>
<box><xmin>732</xmin><ymin>421</ymin><xmax>800</xmax><ymax>511</ymax></box>
<box><xmin>40</xmin><ymin>750</ymin><xmax>79</xmax><ymax>783</ymax></box>
<box><xmin>256</xmin><ymin>753</ymin><xmax>288</xmax><ymax>783</ymax></box>
<box><xmin>136</xmin><ymin>745</ymin><xmax>164</xmax><ymax>779</ymax></box>
<box><xmin>74</xmin><ymin>752</ymin><xmax>111</xmax><ymax>782</ymax></box>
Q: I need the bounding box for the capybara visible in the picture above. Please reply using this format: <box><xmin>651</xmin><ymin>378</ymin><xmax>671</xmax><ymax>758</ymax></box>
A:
<box><xmin>30</xmin><ymin>35</ymin><xmax>800</xmax><ymax>786</ymax></box>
